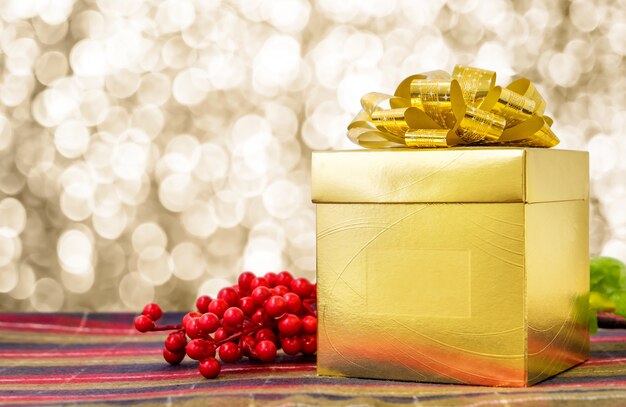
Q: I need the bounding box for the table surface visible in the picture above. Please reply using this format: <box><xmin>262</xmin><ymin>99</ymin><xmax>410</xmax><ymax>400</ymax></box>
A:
<box><xmin>1</xmin><ymin>313</ymin><xmax>626</xmax><ymax>406</ymax></box>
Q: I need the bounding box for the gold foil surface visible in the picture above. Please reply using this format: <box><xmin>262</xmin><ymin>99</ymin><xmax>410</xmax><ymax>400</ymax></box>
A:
<box><xmin>456</xmin><ymin>105</ymin><xmax>506</xmax><ymax>143</ymax></box>
<box><xmin>372</xmin><ymin>108</ymin><xmax>417</xmax><ymax>137</ymax></box>
<box><xmin>405</xmin><ymin>130</ymin><xmax>449</xmax><ymax>148</ymax></box>
<box><xmin>452</xmin><ymin>65</ymin><xmax>496</xmax><ymax>104</ymax></box>
<box><xmin>348</xmin><ymin>65</ymin><xmax>560</xmax><ymax>149</ymax></box>
<box><xmin>506</xmin><ymin>79</ymin><xmax>547</xmax><ymax>116</ymax></box>
<box><xmin>410</xmin><ymin>79</ymin><xmax>454</xmax><ymax>127</ymax></box>
<box><xmin>313</xmin><ymin>148</ymin><xmax>589</xmax><ymax>386</ymax></box>
<box><xmin>479</xmin><ymin>87</ymin><xmax>536</xmax><ymax>126</ymax></box>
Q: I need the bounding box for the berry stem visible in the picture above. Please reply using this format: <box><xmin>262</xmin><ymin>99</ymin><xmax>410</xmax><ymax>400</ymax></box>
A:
<box><xmin>302</xmin><ymin>299</ymin><xmax>317</xmax><ymax>317</ymax></box>
<box><xmin>215</xmin><ymin>323</ymin><xmax>264</xmax><ymax>347</ymax></box>
<box><xmin>152</xmin><ymin>323</ymin><xmax>184</xmax><ymax>332</ymax></box>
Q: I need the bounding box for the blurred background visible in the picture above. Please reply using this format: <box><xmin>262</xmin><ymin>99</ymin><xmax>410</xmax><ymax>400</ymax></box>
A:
<box><xmin>0</xmin><ymin>0</ymin><xmax>624</xmax><ymax>312</ymax></box>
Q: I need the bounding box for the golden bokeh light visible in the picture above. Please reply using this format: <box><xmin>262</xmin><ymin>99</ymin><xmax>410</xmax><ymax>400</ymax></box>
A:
<box><xmin>0</xmin><ymin>0</ymin><xmax>624</xmax><ymax>311</ymax></box>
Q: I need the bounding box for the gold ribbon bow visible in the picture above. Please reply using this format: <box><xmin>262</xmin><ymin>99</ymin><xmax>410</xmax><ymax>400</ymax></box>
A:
<box><xmin>348</xmin><ymin>65</ymin><xmax>559</xmax><ymax>149</ymax></box>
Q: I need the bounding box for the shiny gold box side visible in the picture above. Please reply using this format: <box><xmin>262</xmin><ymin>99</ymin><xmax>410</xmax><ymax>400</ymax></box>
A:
<box><xmin>311</xmin><ymin>149</ymin><xmax>588</xmax><ymax>205</ymax></box>
<box><xmin>525</xmin><ymin>200</ymin><xmax>590</xmax><ymax>385</ymax></box>
<box><xmin>525</xmin><ymin>149</ymin><xmax>589</xmax><ymax>203</ymax></box>
<box><xmin>316</xmin><ymin>202</ymin><xmax>528</xmax><ymax>386</ymax></box>
<box><xmin>311</xmin><ymin>149</ymin><xmax>526</xmax><ymax>204</ymax></box>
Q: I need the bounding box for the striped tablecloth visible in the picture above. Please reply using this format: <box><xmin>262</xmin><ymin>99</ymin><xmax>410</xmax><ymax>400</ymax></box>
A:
<box><xmin>2</xmin><ymin>313</ymin><xmax>626</xmax><ymax>406</ymax></box>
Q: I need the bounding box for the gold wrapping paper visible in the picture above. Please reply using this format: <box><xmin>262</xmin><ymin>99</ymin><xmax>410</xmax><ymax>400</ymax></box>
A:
<box><xmin>312</xmin><ymin>148</ymin><xmax>590</xmax><ymax>387</ymax></box>
<box><xmin>348</xmin><ymin>65</ymin><xmax>559</xmax><ymax>148</ymax></box>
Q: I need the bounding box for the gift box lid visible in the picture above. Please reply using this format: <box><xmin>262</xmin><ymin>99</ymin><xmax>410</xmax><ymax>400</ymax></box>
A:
<box><xmin>311</xmin><ymin>148</ymin><xmax>588</xmax><ymax>204</ymax></box>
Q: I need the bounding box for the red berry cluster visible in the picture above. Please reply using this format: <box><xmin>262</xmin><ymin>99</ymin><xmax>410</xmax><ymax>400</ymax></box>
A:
<box><xmin>134</xmin><ymin>271</ymin><xmax>317</xmax><ymax>379</ymax></box>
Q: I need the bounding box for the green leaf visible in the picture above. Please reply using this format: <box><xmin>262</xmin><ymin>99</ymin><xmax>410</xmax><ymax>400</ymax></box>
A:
<box><xmin>590</xmin><ymin>291</ymin><xmax>616</xmax><ymax>312</ymax></box>
<box><xmin>589</xmin><ymin>257</ymin><xmax>626</xmax><ymax>333</ymax></box>
<box><xmin>610</xmin><ymin>291</ymin><xmax>626</xmax><ymax>318</ymax></box>
<box><xmin>590</xmin><ymin>256</ymin><xmax>626</xmax><ymax>295</ymax></box>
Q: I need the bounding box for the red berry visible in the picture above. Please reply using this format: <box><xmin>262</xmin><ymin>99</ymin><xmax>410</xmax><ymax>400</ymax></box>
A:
<box><xmin>276</xmin><ymin>271</ymin><xmax>293</xmax><ymax>287</ymax></box>
<box><xmin>273</xmin><ymin>285</ymin><xmax>290</xmax><ymax>296</ymax></box>
<box><xmin>278</xmin><ymin>314</ymin><xmax>302</xmax><ymax>336</ymax></box>
<box><xmin>196</xmin><ymin>295</ymin><xmax>212</xmax><ymax>313</ymax></box>
<box><xmin>184</xmin><ymin>317</ymin><xmax>205</xmax><ymax>339</ymax></box>
<box><xmin>250</xmin><ymin>277</ymin><xmax>269</xmax><ymax>290</ymax></box>
<box><xmin>204</xmin><ymin>340</ymin><xmax>219</xmax><ymax>358</ymax></box>
<box><xmin>217</xmin><ymin>287</ymin><xmax>239</xmax><ymax>307</ymax></box>
<box><xmin>255</xmin><ymin>340</ymin><xmax>277</xmax><ymax>362</ymax></box>
<box><xmin>214</xmin><ymin>327</ymin><xmax>229</xmax><ymax>342</ymax></box>
<box><xmin>238</xmin><ymin>296</ymin><xmax>256</xmax><ymax>317</ymax></box>
<box><xmin>198</xmin><ymin>312</ymin><xmax>220</xmax><ymax>333</ymax></box>
<box><xmin>255</xmin><ymin>328</ymin><xmax>277</xmax><ymax>344</ymax></box>
<box><xmin>163</xmin><ymin>348</ymin><xmax>186</xmax><ymax>365</ymax></box>
<box><xmin>302</xmin><ymin>315</ymin><xmax>317</xmax><ymax>334</ymax></box>
<box><xmin>238</xmin><ymin>271</ymin><xmax>256</xmax><ymax>293</ymax></box>
<box><xmin>221</xmin><ymin>321</ymin><xmax>238</xmax><ymax>334</ymax></box>
<box><xmin>251</xmin><ymin>308</ymin><xmax>271</xmax><ymax>326</ymax></box>
<box><xmin>281</xmin><ymin>336</ymin><xmax>302</xmax><ymax>355</ymax></box>
<box><xmin>290</xmin><ymin>278</ymin><xmax>313</xmax><ymax>298</ymax></box>
<box><xmin>239</xmin><ymin>335</ymin><xmax>257</xmax><ymax>358</ymax></box>
<box><xmin>251</xmin><ymin>286</ymin><xmax>271</xmax><ymax>305</ymax></box>
<box><xmin>199</xmin><ymin>357</ymin><xmax>221</xmax><ymax>379</ymax></box>
<box><xmin>142</xmin><ymin>303</ymin><xmax>163</xmax><ymax>321</ymax></box>
<box><xmin>223</xmin><ymin>307</ymin><xmax>244</xmax><ymax>328</ymax></box>
<box><xmin>208</xmin><ymin>299</ymin><xmax>229</xmax><ymax>318</ymax></box>
<box><xmin>264</xmin><ymin>272</ymin><xmax>278</xmax><ymax>287</ymax></box>
<box><xmin>165</xmin><ymin>332</ymin><xmax>187</xmax><ymax>352</ymax></box>
<box><xmin>265</xmin><ymin>295</ymin><xmax>287</xmax><ymax>318</ymax></box>
<box><xmin>182</xmin><ymin>311</ymin><xmax>202</xmax><ymax>326</ymax></box>
<box><xmin>134</xmin><ymin>315</ymin><xmax>155</xmax><ymax>332</ymax></box>
<box><xmin>301</xmin><ymin>334</ymin><xmax>317</xmax><ymax>355</ymax></box>
<box><xmin>218</xmin><ymin>342</ymin><xmax>242</xmax><ymax>363</ymax></box>
<box><xmin>186</xmin><ymin>338</ymin><xmax>215</xmax><ymax>360</ymax></box>
<box><xmin>243</xmin><ymin>320</ymin><xmax>256</xmax><ymax>330</ymax></box>
<box><xmin>302</xmin><ymin>298</ymin><xmax>317</xmax><ymax>317</ymax></box>
<box><xmin>283</xmin><ymin>292</ymin><xmax>302</xmax><ymax>314</ymax></box>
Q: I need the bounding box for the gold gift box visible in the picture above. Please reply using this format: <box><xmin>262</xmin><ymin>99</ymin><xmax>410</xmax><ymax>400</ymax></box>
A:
<box><xmin>312</xmin><ymin>148</ymin><xmax>589</xmax><ymax>387</ymax></box>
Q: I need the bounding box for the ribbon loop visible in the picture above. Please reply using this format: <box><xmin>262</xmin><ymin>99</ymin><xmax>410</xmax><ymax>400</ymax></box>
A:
<box><xmin>507</xmin><ymin>78</ymin><xmax>547</xmax><ymax>116</ymax></box>
<box><xmin>456</xmin><ymin>105</ymin><xmax>506</xmax><ymax>143</ymax></box>
<box><xmin>410</xmin><ymin>79</ymin><xmax>454</xmax><ymax>127</ymax></box>
<box><xmin>405</xmin><ymin>129</ymin><xmax>450</xmax><ymax>148</ymax></box>
<box><xmin>452</xmin><ymin>65</ymin><xmax>496</xmax><ymax>105</ymax></box>
<box><xmin>372</xmin><ymin>107</ymin><xmax>416</xmax><ymax>137</ymax></box>
<box><xmin>480</xmin><ymin>86</ymin><xmax>536</xmax><ymax>126</ymax></box>
<box><xmin>347</xmin><ymin>65</ymin><xmax>560</xmax><ymax>149</ymax></box>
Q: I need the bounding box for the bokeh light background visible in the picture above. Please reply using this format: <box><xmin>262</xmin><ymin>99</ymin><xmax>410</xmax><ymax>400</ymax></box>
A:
<box><xmin>0</xmin><ymin>0</ymin><xmax>624</xmax><ymax>312</ymax></box>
